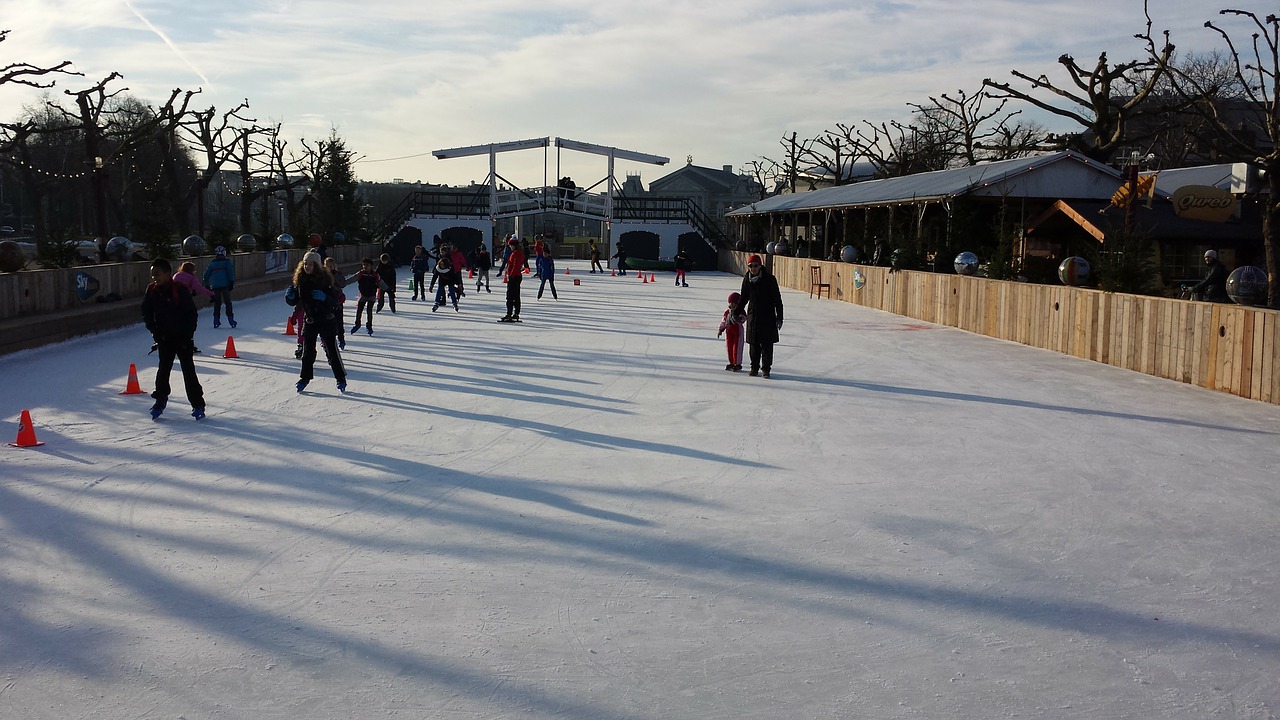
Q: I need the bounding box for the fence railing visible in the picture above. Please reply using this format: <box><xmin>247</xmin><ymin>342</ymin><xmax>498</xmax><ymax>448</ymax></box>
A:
<box><xmin>723</xmin><ymin>252</ymin><xmax>1280</xmax><ymax>405</ymax></box>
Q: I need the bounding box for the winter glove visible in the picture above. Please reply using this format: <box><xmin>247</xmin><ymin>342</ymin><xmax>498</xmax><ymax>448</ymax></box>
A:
<box><xmin>776</xmin><ymin>319</ymin><xmax>784</xmax><ymax>331</ymax></box>
<box><xmin>285</xmin><ymin>286</ymin><xmax>298</xmax><ymax>304</ymax></box>
<box><xmin>227</xmin><ymin>282</ymin><xmax>234</xmax><ymax>291</ymax></box>
<box><xmin>311</xmin><ymin>289</ymin><xmax>327</xmax><ymax>301</ymax></box>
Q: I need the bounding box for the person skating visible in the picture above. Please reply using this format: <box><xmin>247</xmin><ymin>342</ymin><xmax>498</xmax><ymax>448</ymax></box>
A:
<box><xmin>500</xmin><ymin>237</ymin><xmax>525</xmax><ymax>322</ymax></box>
<box><xmin>351</xmin><ymin>258</ymin><xmax>386</xmax><ymax>336</ymax></box>
<box><xmin>409</xmin><ymin>245</ymin><xmax>431</xmax><ymax>301</ymax></box>
<box><xmin>737</xmin><ymin>254</ymin><xmax>784</xmax><ymax>378</ymax></box>
<box><xmin>203</xmin><ymin>245</ymin><xmax>237</xmax><ymax>328</ymax></box>
<box><xmin>325</xmin><ymin>256</ymin><xmax>349</xmax><ymax>350</ymax></box>
<box><xmin>674</xmin><ymin>249</ymin><xmax>690</xmax><ymax>287</ymax></box>
<box><xmin>611</xmin><ymin>242</ymin><xmax>628</xmax><ymax>276</ymax></box>
<box><xmin>589</xmin><ymin>239</ymin><xmax>605</xmax><ymax>273</ymax></box>
<box><xmin>141</xmin><ymin>258</ymin><xmax>206</xmax><ymax>420</ymax></box>
<box><xmin>474</xmin><ymin>244</ymin><xmax>492</xmax><ymax>293</ymax></box>
<box><xmin>432</xmin><ymin>251</ymin><xmax>460</xmax><ymax>312</ymax></box>
<box><xmin>285</xmin><ymin>251</ymin><xmax>347</xmax><ymax>393</ymax></box>
<box><xmin>374</xmin><ymin>253</ymin><xmax>397</xmax><ymax>313</ymax></box>
<box><xmin>535</xmin><ymin>247</ymin><xmax>558</xmax><ymax>300</ymax></box>
<box><xmin>717</xmin><ymin>291</ymin><xmax>746</xmax><ymax>372</ymax></box>
<box><xmin>173</xmin><ymin>261</ymin><xmax>214</xmax><ymax>354</ymax></box>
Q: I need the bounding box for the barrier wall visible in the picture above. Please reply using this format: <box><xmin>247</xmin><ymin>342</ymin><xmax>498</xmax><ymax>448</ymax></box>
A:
<box><xmin>0</xmin><ymin>244</ymin><xmax>381</xmax><ymax>356</ymax></box>
<box><xmin>723</xmin><ymin>252</ymin><xmax>1280</xmax><ymax>405</ymax></box>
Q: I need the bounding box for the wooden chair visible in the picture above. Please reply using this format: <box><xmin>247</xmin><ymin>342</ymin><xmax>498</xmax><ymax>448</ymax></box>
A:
<box><xmin>810</xmin><ymin>265</ymin><xmax>832</xmax><ymax>299</ymax></box>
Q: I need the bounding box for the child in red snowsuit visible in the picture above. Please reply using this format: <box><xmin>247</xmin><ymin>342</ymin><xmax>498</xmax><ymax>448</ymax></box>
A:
<box><xmin>717</xmin><ymin>291</ymin><xmax>746</xmax><ymax>372</ymax></box>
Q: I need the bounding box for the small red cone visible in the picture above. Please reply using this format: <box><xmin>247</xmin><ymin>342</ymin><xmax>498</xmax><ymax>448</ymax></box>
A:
<box><xmin>573</xmin><ymin>278</ymin><xmax>581</xmax><ymax>286</ymax></box>
<box><xmin>283</xmin><ymin>316</ymin><xmax>296</xmax><ymax>336</ymax></box>
<box><xmin>223</xmin><ymin>336</ymin><xmax>239</xmax><ymax>359</ymax></box>
<box><xmin>564</xmin><ymin>267</ymin><xmax>570</xmax><ymax>275</ymax></box>
<box><xmin>642</xmin><ymin>273</ymin><xmax>649</xmax><ymax>284</ymax></box>
<box><xmin>9</xmin><ymin>409</ymin><xmax>44</xmax><ymax>448</ymax></box>
<box><xmin>610</xmin><ymin>269</ymin><xmax>616</xmax><ymax>277</ymax></box>
<box><xmin>119</xmin><ymin>363</ymin><xmax>146</xmax><ymax>395</ymax></box>
<box><xmin>469</xmin><ymin>268</ymin><xmax>475</xmax><ymax>279</ymax></box>
<box><xmin>649</xmin><ymin>273</ymin><xmax>656</xmax><ymax>283</ymax></box>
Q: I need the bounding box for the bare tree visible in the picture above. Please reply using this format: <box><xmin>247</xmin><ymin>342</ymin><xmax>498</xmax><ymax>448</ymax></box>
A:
<box><xmin>741</xmin><ymin>158</ymin><xmax>784</xmax><ymax>199</ymax></box>
<box><xmin>910</xmin><ymin>89</ymin><xmax>1046</xmax><ymax>165</ymax></box>
<box><xmin>983</xmin><ymin>40</ymin><xmax>1179</xmax><ymax>162</ymax></box>
<box><xmin>832</xmin><ymin>119</ymin><xmax>952</xmax><ymax>177</ymax></box>
<box><xmin>1142</xmin><ymin>4</ymin><xmax>1280</xmax><ymax>307</ymax></box>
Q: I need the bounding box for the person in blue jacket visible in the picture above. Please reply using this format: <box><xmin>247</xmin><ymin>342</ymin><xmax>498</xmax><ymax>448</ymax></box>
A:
<box><xmin>535</xmin><ymin>247</ymin><xmax>558</xmax><ymax>300</ymax></box>
<box><xmin>202</xmin><ymin>245</ymin><xmax>237</xmax><ymax>328</ymax></box>
<box><xmin>285</xmin><ymin>251</ymin><xmax>347</xmax><ymax>393</ymax></box>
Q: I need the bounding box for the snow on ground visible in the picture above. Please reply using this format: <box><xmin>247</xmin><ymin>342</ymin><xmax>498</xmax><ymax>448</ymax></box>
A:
<box><xmin>3</xmin><ymin>261</ymin><xmax>1279</xmax><ymax>719</ymax></box>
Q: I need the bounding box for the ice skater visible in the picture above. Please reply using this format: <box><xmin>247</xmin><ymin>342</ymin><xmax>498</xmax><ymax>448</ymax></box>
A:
<box><xmin>717</xmin><ymin>291</ymin><xmax>746</xmax><ymax>372</ymax></box>
<box><xmin>737</xmin><ymin>254</ymin><xmax>784</xmax><ymax>378</ymax></box>
<box><xmin>285</xmin><ymin>251</ymin><xmax>347</xmax><ymax>393</ymax></box>
<box><xmin>351</xmin><ymin>258</ymin><xmax>386</xmax><ymax>336</ymax></box>
<box><xmin>203</xmin><ymin>245</ymin><xmax>236</xmax><ymax>328</ymax></box>
<box><xmin>141</xmin><ymin>258</ymin><xmax>206</xmax><ymax>420</ymax></box>
<box><xmin>535</xmin><ymin>247</ymin><xmax>558</xmax><ymax>300</ymax></box>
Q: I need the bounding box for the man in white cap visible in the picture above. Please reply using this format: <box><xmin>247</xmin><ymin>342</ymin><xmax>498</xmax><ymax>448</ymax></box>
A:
<box><xmin>1191</xmin><ymin>249</ymin><xmax>1229</xmax><ymax>302</ymax></box>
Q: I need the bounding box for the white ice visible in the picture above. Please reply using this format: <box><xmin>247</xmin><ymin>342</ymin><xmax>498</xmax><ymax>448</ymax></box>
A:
<box><xmin>3</xmin><ymin>261</ymin><xmax>1279</xmax><ymax>719</ymax></box>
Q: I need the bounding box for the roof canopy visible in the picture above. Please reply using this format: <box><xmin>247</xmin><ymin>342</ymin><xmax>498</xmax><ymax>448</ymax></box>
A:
<box><xmin>727</xmin><ymin>150</ymin><xmax>1133</xmax><ymax>216</ymax></box>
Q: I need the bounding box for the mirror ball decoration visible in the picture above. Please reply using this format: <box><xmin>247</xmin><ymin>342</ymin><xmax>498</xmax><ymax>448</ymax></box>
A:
<box><xmin>1226</xmin><ymin>266</ymin><xmax>1268</xmax><ymax>306</ymax></box>
<box><xmin>182</xmin><ymin>235</ymin><xmax>208</xmax><ymax>256</ymax></box>
<box><xmin>954</xmin><ymin>251</ymin><xmax>979</xmax><ymax>276</ymax></box>
<box><xmin>1057</xmin><ymin>256</ymin><xmax>1091</xmax><ymax>286</ymax></box>
<box><xmin>840</xmin><ymin>245</ymin><xmax>858</xmax><ymax>263</ymax></box>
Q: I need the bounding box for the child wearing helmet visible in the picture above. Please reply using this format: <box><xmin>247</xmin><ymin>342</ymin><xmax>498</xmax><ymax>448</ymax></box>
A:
<box><xmin>716</xmin><ymin>291</ymin><xmax>746</xmax><ymax>371</ymax></box>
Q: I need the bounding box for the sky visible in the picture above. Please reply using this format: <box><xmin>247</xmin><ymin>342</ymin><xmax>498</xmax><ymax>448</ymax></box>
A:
<box><xmin>3</xmin><ymin>260</ymin><xmax>1279</xmax><ymax>717</ymax></box>
<box><xmin>0</xmin><ymin>0</ymin><xmax>1247</xmax><ymax>189</ymax></box>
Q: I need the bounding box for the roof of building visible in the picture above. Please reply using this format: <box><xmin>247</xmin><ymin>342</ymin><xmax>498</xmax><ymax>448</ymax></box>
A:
<box><xmin>727</xmin><ymin>151</ymin><xmax>1131</xmax><ymax>216</ymax></box>
<box><xmin>649</xmin><ymin>163</ymin><xmax>749</xmax><ymax>194</ymax></box>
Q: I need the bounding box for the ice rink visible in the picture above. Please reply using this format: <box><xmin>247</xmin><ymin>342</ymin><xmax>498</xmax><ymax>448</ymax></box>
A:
<box><xmin>3</xmin><ymin>260</ymin><xmax>1278</xmax><ymax>719</ymax></box>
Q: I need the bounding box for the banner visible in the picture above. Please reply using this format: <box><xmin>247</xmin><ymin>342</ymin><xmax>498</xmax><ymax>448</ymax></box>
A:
<box><xmin>1172</xmin><ymin>185</ymin><xmax>1237</xmax><ymax>223</ymax></box>
<box><xmin>265</xmin><ymin>250</ymin><xmax>291</xmax><ymax>275</ymax></box>
<box><xmin>74</xmin><ymin>271</ymin><xmax>100</xmax><ymax>303</ymax></box>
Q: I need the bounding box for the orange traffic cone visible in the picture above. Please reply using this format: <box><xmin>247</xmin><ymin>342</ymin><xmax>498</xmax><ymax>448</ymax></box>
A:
<box><xmin>283</xmin><ymin>316</ymin><xmax>296</xmax><ymax>336</ymax></box>
<box><xmin>9</xmin><ymin>409</ymin><xmax>44</xmax><ymax>448</ymax></box>
<box><xmin>610</xmin><ymin>269</ymin><xmax>616</xmax><ymax>277</ymax></box>
<box><xmin>119</xmin><ymin>363</ymin><xmax>146</xmax><ymax>395</ymax></box>
<box><xmin>573</xmin><ymin>278</ymin><xmax>581</xmax><ymax>286</ymax></box>
<box><xmin>642</xmin><ymin>273</ymin><xmax>649</xmax><ymax>284</ymax></box>
<box><xmin>649</xmin><ymin>273</ymin><xmax>656</xmax><ymax>283</ymax></box>
<box><xmin>223</xmin><ymin>336</ymin><xmax>239</xmax><ymax>359</ymax></box>
<box><xmin>469</xmin><ymin>268</ymin><xmax>475</xmax><ymax>279</ymax></box>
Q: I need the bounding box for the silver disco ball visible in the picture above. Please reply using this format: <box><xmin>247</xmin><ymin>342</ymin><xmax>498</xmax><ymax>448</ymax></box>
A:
<box><xmin>276</xmin><ymin>233</ymin><xmax>294</xmax><ymax>250</ymax></box>
<box><xmin>181</xmin><ymin>235</ymin><xmax>208</xmax><ymax>256</ymax></box>
<box><xmin>236</xmin><ymin>233</ymin><xmax>257</xmax><ymax>251</ymax></box>
<box><xmin>106</xmin><ymin>236</ymin><xmax>132</xmax><ymax>260</ymax></box>
<box><xmin>1058</xmin><ymin>256</ymin><xmax>1091</xmax><ymax>286</ymax></box>
<box><xmin>1226</xmin><ymin>266</ymin><xmax>1268</xmax><ymax>306</ymax></box>
<box><xmin>765</xmin><ymin>241</ymin><xmax>777</xmax><ymax>255</ymax></box>
<box><xmin>840</xmin><ymin>245</ymin><xmax>857</xmax><ymax>263</ymax></box>
<box><xmin>773</xmin><ymin>241</ymin><xmax>790</xmax><ymax>256</ymax></box>
<box><xmin>954</xmin><ymin>251</ymin><xmax>979</xmax><ymax>276</ymax></box>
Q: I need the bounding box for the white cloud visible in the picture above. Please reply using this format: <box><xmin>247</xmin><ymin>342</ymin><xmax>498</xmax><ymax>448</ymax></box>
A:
<box><xmin>0</xmin><ymin>0</ymin><xmax>1252</xmax><ymax>185</ymax></box>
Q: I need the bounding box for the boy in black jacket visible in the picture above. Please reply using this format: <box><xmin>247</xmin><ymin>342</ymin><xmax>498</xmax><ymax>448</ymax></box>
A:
<box><xmin>351</xmin><ymin>258</ymin><xmax>386</xmax><ymax>335</ymax></box>
<box><xmin>141</xmin><ymin>257</ymin><xmax>206</xmax><ymax>420</ymax></box>
<box><xmin>375</xmin><ymin>253</ymin><xmax>397</xmax><ymax>313</ymax></box>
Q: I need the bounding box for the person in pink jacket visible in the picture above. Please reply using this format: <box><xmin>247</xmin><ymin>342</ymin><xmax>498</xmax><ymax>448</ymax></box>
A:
<box><xmin>174</xmin><ymin>261</ymin><xmax>215</xmax><ymax>299</ymax></box>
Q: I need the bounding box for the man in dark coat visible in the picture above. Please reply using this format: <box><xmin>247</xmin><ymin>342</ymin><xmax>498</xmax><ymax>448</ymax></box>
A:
<box><xmin>141</xmin><ymin>257</ymin><xmax>206</xmax><ymax>419</ymax></box>
<box><xmin>736</xmin><ymin>254</ymin><xmax>784</xmax><ymax>378</ymax></box>
<box><xmin>1192</xmin><ymin>249</ymin><xmax>1229</xmax><ymax>302</ymax></box>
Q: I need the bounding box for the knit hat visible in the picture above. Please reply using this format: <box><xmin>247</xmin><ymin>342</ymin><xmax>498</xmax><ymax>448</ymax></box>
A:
<box><xmin>728</xmin><ymin>292</ymin><xmax>741</xmax><ymax>304</ymax></box>
<box><xmin>1204</xmin><ymin>249</ymin><xmax>1218</xmax><ymax>260</ymax></box>
<box><xmin>303</xmin><ymin>251</ymin><xmax>322</xmax><ymax>267</ymax></box>
<box><xmin>214</xmin><ymin>246</ymin><xmax>227</xmax><ymax>257</ymax></box>
<box><xmin>747</xmin><ymin>254</ymin><xmax>762</xmax><ymax>265</ymax></box>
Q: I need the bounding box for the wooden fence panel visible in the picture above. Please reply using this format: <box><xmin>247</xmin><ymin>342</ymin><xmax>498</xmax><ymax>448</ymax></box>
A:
<box><xmin>738</xmin><ymin>254</ymin><xmax>1280</xmax><ymax>405</ymax></box>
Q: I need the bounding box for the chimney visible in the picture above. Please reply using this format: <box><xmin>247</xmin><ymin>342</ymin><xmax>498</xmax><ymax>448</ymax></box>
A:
<box><xmin>723</xmin><ymin>165</ymin><xmax>734</xmax><ymax>173</ymax></box>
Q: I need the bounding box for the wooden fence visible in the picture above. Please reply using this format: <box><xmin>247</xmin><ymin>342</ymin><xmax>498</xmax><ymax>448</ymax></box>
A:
<box><xmin>0</xmin><ymin>244</ymin><xmax>381</xmax><ymax>356</ymax></box>
<box><xmin>724</xmin><ymin>253</ymin><xmax>1280</xmax><ymax>405</ymax></box>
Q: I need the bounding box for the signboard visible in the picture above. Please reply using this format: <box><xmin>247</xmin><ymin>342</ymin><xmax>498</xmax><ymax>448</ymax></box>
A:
<box><xmin>1172</xmin><ymin>185</ymin><xmax>1238</xmax><ymax>223</ymax></box>
<box><xmin>74</xmin><ymin>271</ymin><xmax>100</xmax><ymax>303</ymax></box>
<box><xmin>265</xmin><ymin>250</ymin><xmax>291</xmax><ymax>275</ymax></box>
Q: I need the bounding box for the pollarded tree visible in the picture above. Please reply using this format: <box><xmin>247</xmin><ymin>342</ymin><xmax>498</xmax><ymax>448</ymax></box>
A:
<box><xmin>983</xmin><ymin>40</ymin><xmax>1179</xmax><ymax>162</ymax></box>
<box><xmin>1142</xmin><ymin>5</ymin><xmax>1280</xmax><ymax>307</ymax></box>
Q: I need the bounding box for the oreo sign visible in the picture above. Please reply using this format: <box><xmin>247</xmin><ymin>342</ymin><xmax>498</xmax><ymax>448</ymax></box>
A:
<box><xmin>1172</xmin><ymin>185</ymin><xmax>1237</xmax><ymax>223</ymax></box>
